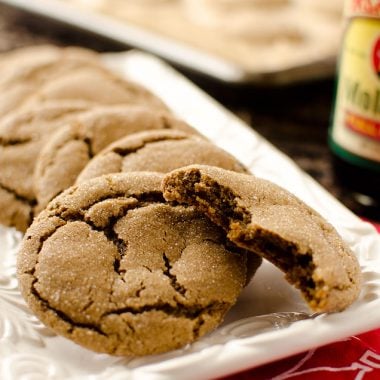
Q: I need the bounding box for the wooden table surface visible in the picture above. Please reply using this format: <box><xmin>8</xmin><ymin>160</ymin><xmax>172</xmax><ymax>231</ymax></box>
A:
<box><xmin>0</xmin><ymin>2</ymin><xmax>372</xmax><ymax>219</ymax></box>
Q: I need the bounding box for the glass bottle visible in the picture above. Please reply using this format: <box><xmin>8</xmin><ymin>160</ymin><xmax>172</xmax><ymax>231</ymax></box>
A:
<box><xmin>329</xmin><ymin>0</ymin><xmax>380</xmax><ymax>219</ymax></box>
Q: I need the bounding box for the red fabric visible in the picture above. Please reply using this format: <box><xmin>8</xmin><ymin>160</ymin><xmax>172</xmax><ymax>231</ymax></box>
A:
<box><xmin>222</xmin><ymin>220</ymin><xmax>380</xmax><ymax>380</ymax></box>
<box><xmin>223</xmin><ymin>329</ymin><xmax>380</xmax><ymax>379</ymax></box>
<box><xmin>371</xmin><ymin>221</ymin><xmax>380</xmax><ymax>233</ymax></box>
<box><xmin>361</xmin><ymin>218</ymin><xmax>380</xmax><ymax>233</ymax></box>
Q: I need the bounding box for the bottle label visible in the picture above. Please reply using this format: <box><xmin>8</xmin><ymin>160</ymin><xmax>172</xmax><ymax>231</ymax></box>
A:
<box><xmin>345</xmin><ymin>0</ymin><xmax>380</xmax><ymax>18</ymax></box>
<box><xmin>332</xmin><ymin>17</ymin><xmax>380</xmax><ymax>165</ymax></box>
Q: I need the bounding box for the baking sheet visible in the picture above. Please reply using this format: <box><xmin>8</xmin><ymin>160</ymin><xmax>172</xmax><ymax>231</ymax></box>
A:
<box><xmin>0</xmin><ymin>51</ymin><xmax>380</xmax><ymax>380</ymax></box>
<box><xmin>0</xmin><ymin>0</ymin><xmax>341</xmax><ymax>84</ymax></box>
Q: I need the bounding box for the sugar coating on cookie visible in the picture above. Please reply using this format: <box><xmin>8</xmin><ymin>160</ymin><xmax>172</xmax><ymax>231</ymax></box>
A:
<box><xmin>34</xmin><ymin>106</ymin><xmax>198</xmax><ymax>211</ymax></box>
<box><xmin>17</xmin><ymin>172</ymin><xmax>260</xmax><ymax>356</ymax></box>
<box><xmin>0</xmin><ymin>50</ymin><xmax>100</xmax><ymax>116</ymax></box>
<box><xmin>0</xmin><ymin>45</ymin><xmax>99</xmax><ymax>89</ymax></box>
<box><xmin>0</xmin><ymin>49</ymin><xmax>167</xmax><ymax>116</ymax></box>
<box><xmin>162</xmin><ymin>165</ymin><xmax>362</xmax><ymax>313</ymax></box>
<box><xmin>0</xmin><ymin>101</ymin><xmax>94</xmax><ymax>232</ymax></box>
<box><xmin>24</xmin><ymin>65</ymin><xmax>168</xmax><ymax>112</ymax></box>
<box><xmin>77</xmin><ymin>129</ymin><xmax>247</xmax><ymax>184</ymax></box>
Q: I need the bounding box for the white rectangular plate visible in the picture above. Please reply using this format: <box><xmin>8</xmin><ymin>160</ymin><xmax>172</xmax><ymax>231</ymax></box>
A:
<box><xmin>0</xmin><ymin>0</ymin><xmax>339</xmax><ymax>84</ymax></box>
<box><xmin>0</xmin><ymin>51</ymin><xmax>380</xmax><ymax>380</ymax></box>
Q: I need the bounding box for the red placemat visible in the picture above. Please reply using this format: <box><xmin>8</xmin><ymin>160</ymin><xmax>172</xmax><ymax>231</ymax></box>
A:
<box><xmin>367</xmin><ymin>220</ymin><xmax>380</xmax><ymax>233</ymax></box>
<box><xmin>223</xmin><ymin>329</ymin><xmax>380</xmax><ymax>380</ymax></box>
<box><xmin>223</xmin><ymin>219</ymin><xmax>380</xmax><ymax>380</ymax></box>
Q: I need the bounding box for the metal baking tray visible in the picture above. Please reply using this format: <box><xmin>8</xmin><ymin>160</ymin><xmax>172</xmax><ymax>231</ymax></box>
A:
<box><xmin>0</xmin><ymin>0</ymin><xmax>340</xmax><ymax>84</ymax></box>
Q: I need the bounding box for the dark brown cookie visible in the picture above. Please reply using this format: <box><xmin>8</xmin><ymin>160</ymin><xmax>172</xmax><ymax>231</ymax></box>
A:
<box><xmin>162</xmin><ymin>165</ymin><xmax>362</xmax><ymax>313</ymax></box>
<box><xmin>0</xmin><ymin>101</ymin><xmax>95</xmax><ymax>232</ymax></box>
<box><xmin>77</xmin><ymin>129</ymin><xmax>248</xmax><ymax>184</ymax></box>
<box><xmin>34</xmin><ymin>107</ymin><xmax>199</xmax><ymax>212</ymax></box>
<box><xmin>17</xmin><ymin>172</ymin><xmax>260</xmax><ymax>356</ymax></box>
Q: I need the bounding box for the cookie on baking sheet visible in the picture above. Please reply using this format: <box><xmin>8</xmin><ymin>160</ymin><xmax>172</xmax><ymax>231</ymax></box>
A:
<box><xmin>17</xmin><ymin>172</ymin><xmax>260</xmax><ymax>356</ymax></box>
<box><xmin>77</xmin><ymin>129</ymin><xmax>248</xmax><ymax>184</ymax></box>
<box><xmin>0</xmin><ymin>101</ymin><xmax>95</xmax><ymax>232</ymax></box>
<box><xmin>184</xmin><ymin>0</ymin><xmax>304</xmax><ymax>41</ymax></box>
<box><xmin>34</xmin><ymin>106</ymin><xmax>199</xmax><ymax>212</ymax></box>
<box><xmin>162</xmin><ymin>165</ymin><xmax>362</xmax><ymax>313</ymax></box>
<box><xmin>0</xmin><ymin>53</ymin><xmax>167</xmax><ymax>116</ymax></box>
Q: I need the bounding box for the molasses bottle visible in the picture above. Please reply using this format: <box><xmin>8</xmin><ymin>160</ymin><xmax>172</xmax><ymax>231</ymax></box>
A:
<box><xmin>329</xmin><ymin>0</ymin><xmax>380</xmax><ymax>220</ymax></box>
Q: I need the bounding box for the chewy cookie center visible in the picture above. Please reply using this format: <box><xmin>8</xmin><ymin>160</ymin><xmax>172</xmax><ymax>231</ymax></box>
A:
<box><xmin>163</xmin><ymin>168</ymin><xmax>328</xmax><ymax>310</ymax></box>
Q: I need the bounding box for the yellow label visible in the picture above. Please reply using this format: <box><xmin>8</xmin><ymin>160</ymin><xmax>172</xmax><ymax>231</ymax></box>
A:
<box><xmin>332</xmin><ymin>17</ymin><xmax>380</xmax><ymax>163</ymax></box>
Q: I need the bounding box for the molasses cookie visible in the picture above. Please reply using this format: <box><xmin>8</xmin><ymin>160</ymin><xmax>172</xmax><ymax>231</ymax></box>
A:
<box><xmin>0</xmin><ymin>101</ymin><xmax>94</xmax><ymax>231</ymax></box>
<box><xmin>162</xmin><ymin>165</ymin><xmax>362</xmax><ymax>313</ymax></box>
<box><xmin>34</xmin><ymin>107</ymin><xmax>199</xmax><ymax>211</ymax></box>
<box><xmin>184</xmin><ymin>0</ymin><xmax>303</xmax><ymax>42</ymax></box>
<box><xmin>77</xmin><ymin>129</ymin><xmax>247</xmax><ymax>184</ymax></box>
<box><xmin>0</xmin><ymin>45</ymin><xmax>99</xmax><ymax>89</ymax></box>
<box><xmin>0</xmin><ymin>55</ymin><xmax>167</xmax><ymax>116</ymax></box>
<box><xmin>17</xmin><ymin>172</ymin><xmax>260</xmax><ymax>356</ymax></box>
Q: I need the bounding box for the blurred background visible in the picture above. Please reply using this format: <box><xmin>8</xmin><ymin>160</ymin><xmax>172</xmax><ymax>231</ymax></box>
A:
<box><xmin>0</xmin><ymin>0</ymin><xmax>378</xmax><ymax>221</ymax></box>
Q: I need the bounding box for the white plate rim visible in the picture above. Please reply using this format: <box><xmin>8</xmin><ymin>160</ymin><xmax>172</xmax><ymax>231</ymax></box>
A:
<box><xmin>0</xmin><ymin>51</ymin><xmax>379</xmax><ymax>380</ymax></box>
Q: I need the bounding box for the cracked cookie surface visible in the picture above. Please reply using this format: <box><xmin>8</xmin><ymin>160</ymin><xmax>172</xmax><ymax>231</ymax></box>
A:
<box><xmin>0</xmin><ymin>45</ymin><xmax>99</xmax><ymax>90</ymax></box>
<box><xmin>17</xmin><ymin>172</ymin><xmax>258</xmax><ymax>356</ymax></box>
<box><xmin>0</xmin><ymin>101</ymin><xmax>95</xmax><ymax>231</ymax></box>
<box><xmin>34</xmin><ymin>107</ymin><xmax>199</xmax><ymax>212</ymax></box>
<box><xmin>162</xmin><ymin>165</ymin><xmax>362</xmax><ymax>313</ymax></box>
<box><xmin>0</xmin><ymin>46</ymin><xmax>167</xmax><ymax>116</ymax></box>
<box><xmin>77</xmin><ymin>129</ymin><xmax>248</xmax><ymax>184</ymax></box>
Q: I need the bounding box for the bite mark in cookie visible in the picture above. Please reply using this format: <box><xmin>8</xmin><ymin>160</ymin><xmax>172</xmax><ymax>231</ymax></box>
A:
<box><xmin>17</xmin><ymin>172</ymin><xmax>260</xmax><ymax>356</ymax></box>
<box><xmin>162</xmin><ymin>165</ymin><xmax>362</xmax><ymax>313</ymax></box>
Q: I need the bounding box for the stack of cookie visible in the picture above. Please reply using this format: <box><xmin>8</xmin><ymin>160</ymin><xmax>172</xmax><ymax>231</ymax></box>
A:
<box><xmin>0</xmin><ymin>45</ymin><xmax>361</xmax><ymax>357</ymax></box>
